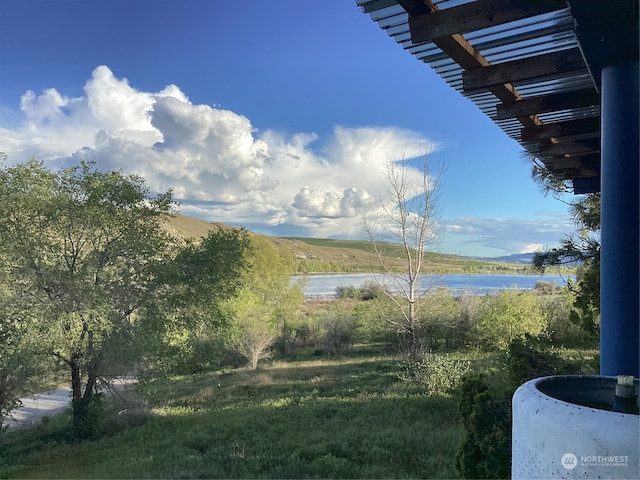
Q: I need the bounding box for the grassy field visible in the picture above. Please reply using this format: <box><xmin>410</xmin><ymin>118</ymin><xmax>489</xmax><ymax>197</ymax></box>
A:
<box><xmin>0</xmin><ymin>347</ymin><xmax>471</xmax><ymax>479</ymax></box>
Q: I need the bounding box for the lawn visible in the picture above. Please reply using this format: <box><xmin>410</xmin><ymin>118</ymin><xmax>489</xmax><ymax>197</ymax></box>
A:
<box><xmin>0</xmin><ymin>349</ymin><xmax>465</xmax><ymax>479</ymax></box>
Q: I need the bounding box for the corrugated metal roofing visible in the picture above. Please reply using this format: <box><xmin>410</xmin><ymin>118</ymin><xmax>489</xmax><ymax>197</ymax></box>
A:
<box><xmin>356</xmin><ymin>0</ymin><xmax>601</xmax><ymax>193</ymax></box>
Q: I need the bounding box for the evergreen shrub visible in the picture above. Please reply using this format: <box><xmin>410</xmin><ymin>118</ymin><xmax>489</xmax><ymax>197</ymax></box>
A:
<box><xmin>454</xmin><ymin>374</ymin><xmax>511</xmax><ymax>479</ymax></box>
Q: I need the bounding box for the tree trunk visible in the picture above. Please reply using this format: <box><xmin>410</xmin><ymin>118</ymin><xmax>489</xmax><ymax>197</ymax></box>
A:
<box><xmin>70</xmin><ymin>360</ymin><xmax>82</xmax><ymax>402</ymax></box>
<box><xmin>70</xmin><ymin>358</ymin><xmax>100</xmax><ymax>440</ymax></box>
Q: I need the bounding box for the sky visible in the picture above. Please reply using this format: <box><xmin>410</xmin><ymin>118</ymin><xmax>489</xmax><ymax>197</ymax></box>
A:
<box><xmin>0</xmin><ymin>0</ymin><xmax>575</xmax><ymax>257</ymax></box>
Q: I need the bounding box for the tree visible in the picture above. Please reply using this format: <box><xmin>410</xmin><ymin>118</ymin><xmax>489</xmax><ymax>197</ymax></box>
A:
<box><xmin>0</xmin><ymin>264</ymin><xmax>45</xmax><ymax>429</ymax></box>
<box><xmin>0</xmin><ymin>158</ymin><xmax>175</xmax><ymax>436</ymax></box>
<box><xmin>142</xmin><ymin>227</ymin><xmax>252</xmax><ymax>374</ymax></box>
<box><xmin>240</xmin><ymin>235</ymin><xmax>305</xmax><ymax>357</ymax></box>
<box><xmin>455</xmin><ymin>374</ymin><xmax>510</xmax><ymax>479</ymax></box>
<box><xmin>529</xmin><ymin>155</ymin><xmax>601</xmax><ymax>336</ymax></box>
<box><xmin>228</xmin><ymin>290</ymin><xmax>278</xmax><ymax>370</ymax></box>
<box><xmin>362</xmin><ymin>155</ymin><xmax>445</xmax><ymax>360</ymax></box>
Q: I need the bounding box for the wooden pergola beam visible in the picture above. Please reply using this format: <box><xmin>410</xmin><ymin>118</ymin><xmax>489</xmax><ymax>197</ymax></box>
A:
<box><xmin>552</xmin><ymin>167</ymin><xmax>600</xmax><ymax>178</ymax></box>
<box><xmin>463</xmin><ymin>48</ymin><xmax>587</xmax><ymax>92</ymax></box>
<box><xmin>496</xmin><ymin>88</ymin><xmax>600</xmax><ymax>119</ymax></box>
<box><xmin>547</xmin><ymin>153</ymin><xmax>601</xmax><ymax>170</ymax></box>
<box><xmin>539</xmin><ymin>138</ymin><xmax>600</xmax><ymax>156</ymax></box>
<box><xmin>399</xmin><ymin>0</ymin><xmax>599</xmax><ymax>166</ymax></box>
<box><xmin>521</xmin><ymin>117</ymin><xmax>601</xmax><ymax>141</ymax></box>
<box><xmin>408</xmin><ymin>0</ymin><xmax>566</xmax><ymax>45</ymax></box>
<box><xmin>399</xmin><ymin>1</ymin><xmax>544</xmax><ymax>128</ymax></box>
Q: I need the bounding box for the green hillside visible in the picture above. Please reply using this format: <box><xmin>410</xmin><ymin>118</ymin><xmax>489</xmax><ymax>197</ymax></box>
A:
<box><xmin>164</xmin><ymin>215</ymin><xmax>533</xmax><ymax>274</ymax></box>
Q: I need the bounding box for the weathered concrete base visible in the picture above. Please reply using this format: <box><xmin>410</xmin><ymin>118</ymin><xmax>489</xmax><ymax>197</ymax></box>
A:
<box><xmin>512</xmin><ymin>375</ymin><xmax>639</xmax><ymax>479</ymax></box>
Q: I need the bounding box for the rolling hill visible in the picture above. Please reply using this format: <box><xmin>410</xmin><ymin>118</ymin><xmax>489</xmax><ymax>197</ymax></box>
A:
<box><xmin>164</xmin><ymin>215</ymin><xmax>536</xmax><ymax>274</ymax></box>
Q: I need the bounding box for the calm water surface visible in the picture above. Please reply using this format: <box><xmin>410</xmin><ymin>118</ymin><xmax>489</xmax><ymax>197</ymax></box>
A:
<box><xmin>293</xmin><ymin>273</ymin><xmax>570</xmax><ymax>299</ymax></box>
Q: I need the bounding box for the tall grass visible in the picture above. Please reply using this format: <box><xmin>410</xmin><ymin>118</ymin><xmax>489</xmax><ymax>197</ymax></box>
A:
<box><xmin>0</xmin><ymin>349</ymin><xmax>464</xmax><ymax>479</ymax></box>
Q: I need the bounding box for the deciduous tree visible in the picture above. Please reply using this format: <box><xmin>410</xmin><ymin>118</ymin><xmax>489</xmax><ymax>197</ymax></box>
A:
<box><xmin>242</xmin><ymin>235</ymin><xmax>304</xmax><ymax>355</ymax></box>
<box><xmin>0</xmin><ymin>158</ymin><xmax>175</xmax><ymax>436</ymax></box>
<box><xmin>0</xmin><ymin>264</ymin><xmax>45</xmax><ymax>429</ymax></box>
<box><xmin>146</xmin><ymin>227</ymin><xmax>252</xmax><ymax>374</ymax></box>
<box><xmin>228</xmin><ymin>290</ymin><xmax>278</xmax><ymax>370</ymax></box>
<box><xmin>362</xmin><ymin>154</ymin><xmax>445</xmax><ymax>360</ymax></box>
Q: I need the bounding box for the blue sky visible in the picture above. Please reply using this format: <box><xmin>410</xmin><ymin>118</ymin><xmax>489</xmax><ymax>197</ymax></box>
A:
<box><xmin>0</xmin><ymin>0</ymin><xmax>573</xmax><ymax>257</ymax></box>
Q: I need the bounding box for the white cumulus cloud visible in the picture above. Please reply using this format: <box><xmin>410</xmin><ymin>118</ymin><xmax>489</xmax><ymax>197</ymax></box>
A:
<box><xmin>0</xmin><ymin>65</ymin><xmax>437</xmax><ymax>239</ymax></box>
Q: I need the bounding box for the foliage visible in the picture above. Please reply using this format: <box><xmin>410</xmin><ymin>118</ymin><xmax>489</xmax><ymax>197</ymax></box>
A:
<box><xmin>142</xmin><ymin>227</ymin><xmax>252</xmax><ymax>375</ymax></box>
<box><xmin>335</xmin><ymin>281</ymin><xmax>387</xmax><ymax>301</ymax></box>
<box><xmin>507</xmin><ymin>335</ymin><xmax>592</xmax><ymax>389</ymax></box>
<box><xmin>0</xmin><ymin>158</ymin><xmax>176</xmax><ymax>435</ymax></box>
<box><xmin>230</xmin><ymin>234</ymin><xmax>305</xmax><ymax>360</ymax></box>
<box><xmin>362</xmin><ymin>155</ymin><xmax>445</xmax><ymax>360</ymax></box>
<box><xmin>530</xmin><ymin>154</ymin><xmax>601</xmax><ymax>338</ymax></box>
<box><xmin>470</xmin><ymin>290</ymin><xmax>547</xmax><ymax>351</ymax></box>
<box><xmin>227</xmin><ymin>290</ymin><xmax>278</xmax><ymax>370</ymax></box>
<box><xmin>454</xmin><ymin>374</ymin><xmax>511</xmax><ymax>479</ymax></box>
<box><xmin>0</xmin><ymin>277</ymin><xmax>45</xmax><ymax>429</ymax></box>
<box><xmin>533</xmin><ymin>284</ymin><xmax>596</xmax><ymax>348</ymax></box>
<box><xmin>350</xmin><ymin>296</ymin><xmax>395</xmax><ymax>344</ymax></box>
<box><xmin>566</xmin><ymin>260</ymin><xmax>600</xmax><ymax>335</ymax></box>
<box><xmin>320</xmin><ymin>302</ymin><xmax>357</xmax><ymax>355</ymax></box>
<box><xmin>398</xmin><ymin>353</ymin><xmax>471</xmax><ymax>396</ymax></box>
<box><xmin>421</xmin><ymin>288</ymin><xmax>465</xmax><ymax>352</ymax></box>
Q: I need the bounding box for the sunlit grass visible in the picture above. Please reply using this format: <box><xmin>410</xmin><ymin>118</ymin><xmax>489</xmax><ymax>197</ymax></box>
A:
<box><xmin>0</xmin><ymin>349</ymin><xmax>470</xmax><ymax>479</ymax></box>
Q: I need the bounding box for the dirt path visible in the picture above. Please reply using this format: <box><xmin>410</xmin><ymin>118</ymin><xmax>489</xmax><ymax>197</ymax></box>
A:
<box><xmin>3</xmin><ymin>388</ymin><xmax>72</xmax><ymax>431</ymax></box>
<box><xmin>3</xmin><ymin>377</ymin><xmax>137</xmax><ymax>431</ymax></box>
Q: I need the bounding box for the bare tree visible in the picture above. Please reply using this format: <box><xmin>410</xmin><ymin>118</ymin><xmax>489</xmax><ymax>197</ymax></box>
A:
<box><xmin>235</xmin><ymin>318</ymin><xmax>277</xmax><ymax>370</ymax></box>
<box><xmin>362</xmin><ymin>154</ymin><xmax>445</xmax><ymax>360</ymax></box>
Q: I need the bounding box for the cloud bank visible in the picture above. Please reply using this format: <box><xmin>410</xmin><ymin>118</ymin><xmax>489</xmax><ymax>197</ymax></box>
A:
<box><xmin>0</xmin><ymin>65</ymin><xmax>571</xmax><ymax>255</ymax></box>
<box><xmin>0</xmin><ymin>66</ymin><xmax>437</xmax><ymax>239</ymax></box>
<box><xmin>443</xmin><ymin>216</ymin><xmax>575</xmax><ymax>257</ymax></box>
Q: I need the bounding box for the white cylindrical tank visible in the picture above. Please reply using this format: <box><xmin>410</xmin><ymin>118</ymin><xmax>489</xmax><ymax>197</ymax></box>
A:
<box><xmin>512</xmin><ymin>375</ymin><xmax>639</xmax><ymax>479</ymax></box>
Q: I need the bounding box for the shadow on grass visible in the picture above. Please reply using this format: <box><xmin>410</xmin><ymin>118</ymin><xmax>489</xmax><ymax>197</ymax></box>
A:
<box><xmin>1</xmin><ymin>356</ymin><xmax>464</xmax><ymax>479</ymax></box>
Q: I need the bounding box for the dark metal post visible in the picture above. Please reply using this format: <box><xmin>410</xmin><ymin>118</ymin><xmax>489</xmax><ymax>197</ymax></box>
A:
<box><xmin>599</xmin><ymin>60</ymin><xmax>639</xmax><ymax>377</ymax></box>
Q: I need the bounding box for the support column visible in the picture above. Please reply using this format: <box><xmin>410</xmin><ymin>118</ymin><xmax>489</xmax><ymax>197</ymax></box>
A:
<box><xmin>599</xmin><ymin>60</ymin><xmax>640</xmax><ymax>377</ymax></box>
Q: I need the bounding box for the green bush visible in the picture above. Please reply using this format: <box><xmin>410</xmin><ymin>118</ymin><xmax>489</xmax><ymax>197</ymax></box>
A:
<box><xmin>470</xmin><ymin>290</ymin><xmax>547</xmax><ymax>351</ymax></box>
<box><xmin>421</xmin><ymin>289</ymin><xmax>466</xmax><ymax>352</ymax></box>
<box><xmin>424</xmin><ymin>354</ymin><xmax>471</xmax><ymax>396</ymax></box>
<box><xmin>507</xmin><ymin>335</ymin><xmax>587</xmax><ymax>389</ymax></box>
<box><xmin>532</xmin><ymin>285</ymin><xmax>597</xmax><ymax>348</ymax></box>
<box><xmin>396</xmin><ymin>354</ymin><xmax>471</xmax><ymax>396</ymax></box>
<box><xmin>321</xmin><ymin>312</ymin><xmax>355</xmax><ymax>355</ymax></box>
<box><xmin>335</xmin><ymin>282</ymin><xmax>387</xmax><ymax>301</ymax></box>
<box><xmin>454</xmin><ymin>374</ymin><xmax>511</xmax><ymax>479</ymax></box>
<box><xmin>71</xmin><ymin>394</ymin><xmax>105</xmax><ymax>441</ymax></box>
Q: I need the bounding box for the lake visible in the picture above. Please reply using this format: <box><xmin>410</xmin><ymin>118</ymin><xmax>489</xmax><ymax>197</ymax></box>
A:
<box><xmin>293</xmin><ymin>273</ymin><xmax>570</xmax><ymax>299</ymax></box>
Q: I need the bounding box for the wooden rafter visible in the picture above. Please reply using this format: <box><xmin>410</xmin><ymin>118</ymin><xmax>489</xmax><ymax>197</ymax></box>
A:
<box><xmin>521</xmin><ymin>117</ymin><xmax>601</xmax><ymax>141</ymax></box>
<box><xmin>398</xmin><ymin>0</ymin><xmax>540</xmax><ymax>129</ymax></box>
<box><xmin>462</xmin><ymin>48</ymin><xmax>587</xmax><ymax>92</ymax></box>
<box><xmin>408</xmin><ymin>0</ymin><xmax>565</xmax><ymax>45</ymax></box>
<box><xmin>396</xmin><ymin>0</ymin><xmax>601</xmax><ymax>189</ymax></box>
<box><xmin>539</xmin><ymin>138</ymin><xmax>600</xmax><ymax>157</ymax></box>
<box><xmin>497</xmin><ymin>88</ymin><xmax>600</xmax><ymax>120</ymax></box>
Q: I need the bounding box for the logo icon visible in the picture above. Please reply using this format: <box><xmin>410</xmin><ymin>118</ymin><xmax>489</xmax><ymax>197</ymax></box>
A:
<box><xmin>562</xmin><ymin>453</ymin><xmax>578</xmax><ymax>470</ymax></box>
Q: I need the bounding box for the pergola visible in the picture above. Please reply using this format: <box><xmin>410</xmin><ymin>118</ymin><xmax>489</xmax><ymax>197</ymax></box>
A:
<box><xmin>357</xmin><ymin>0</ymin><xmax>639</xmax><ymax>378</ymax></box>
